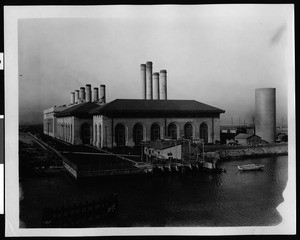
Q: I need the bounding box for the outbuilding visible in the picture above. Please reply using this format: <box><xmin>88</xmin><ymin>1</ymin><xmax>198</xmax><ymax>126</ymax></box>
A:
<box><xmin>235</xmin><ymin>133</ymin><xmax>261</xmax><ymax>146</ymax></box>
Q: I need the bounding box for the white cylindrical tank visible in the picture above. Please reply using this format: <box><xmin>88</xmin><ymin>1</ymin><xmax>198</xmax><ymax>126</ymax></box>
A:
<box><xmin>93</xmin><ymin>87</ymin><xmax>99</xmax><ymax>102</ymax></box>
<box><xmin>140</xmin><ymin>64</ymin><xmax>146</xmax><ymax>99</ymax></box>
<box><xmin>146</xmin><ymin>61</ymin><xmax>153</xmax><ymax>100</ymax></box>
<box><xmin>70</xmin><ymin>92</ymin><xmax>75</xmax><ymax>104</ymax></box>
<box><xmin>86</xmin><ymin>84</ymin><xmax>92</xmax><ymax>102</ymax></box>
<box><xmin>255</xmin><ymin>88</ymin><xmax>276</xmax><ymax>143</ymax></box>
<box><xmin>159</xmin><ymin>70</ymin><xmax>167</xmax><ymax>100</ymax></box>
<box><xmin>75</xmin><ymin>90</ymin><xmax>79</xmax><ymax>103</ymax></box>
<box><xmin>100</xmin><ymin>85</ymin><xmax>106</xmax><ymax>103</ymax></box>
<box><xmin>153</xmin><ymin>72</ymin><xmax>160</xmax><ymax>100</ymax></box>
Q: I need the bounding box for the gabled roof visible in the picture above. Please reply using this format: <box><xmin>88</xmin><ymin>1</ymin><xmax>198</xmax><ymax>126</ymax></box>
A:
<box><xmin>235</xmin><ymin>133</ymin><xmax>261</xmax><ymax>139</ymax></box>
<box><xmin>90</xmin><ymin>99</ymin><xmax>225</xmax><ymax>117</ymax></box>
<box><xmin>55</xmin><ymin>102</ymin><xmax>100</xmax><ymax>118</ymax></box>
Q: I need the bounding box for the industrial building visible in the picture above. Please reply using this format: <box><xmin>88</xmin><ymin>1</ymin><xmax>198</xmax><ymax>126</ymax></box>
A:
<box><xmin>43</xmin><ymin>62</ymin><xmax>225</xmax><ymax>148</ymax></box>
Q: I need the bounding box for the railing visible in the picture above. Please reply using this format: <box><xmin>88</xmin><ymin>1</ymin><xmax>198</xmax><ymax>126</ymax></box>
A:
<box><xmin>41</xmin><ymin>194</ymin><xmax>118</xmax><ymax>228</ymax></box>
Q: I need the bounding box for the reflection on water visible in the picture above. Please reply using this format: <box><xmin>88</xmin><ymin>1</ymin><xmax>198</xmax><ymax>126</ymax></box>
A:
<box><xmin>20</xmin><ymin>156</ymin><xmax>288</xmax><ymax>227</ymax></box>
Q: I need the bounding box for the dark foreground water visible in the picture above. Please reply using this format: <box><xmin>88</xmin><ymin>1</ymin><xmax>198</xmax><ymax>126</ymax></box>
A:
<box><xmin>20</xmin><ymin>155</ymin><xmax>288</xmax><ymax>227</ymax></box>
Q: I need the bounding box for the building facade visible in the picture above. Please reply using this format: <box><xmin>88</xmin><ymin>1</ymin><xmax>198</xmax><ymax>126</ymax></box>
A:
<box><xmin>91</xmin><ymin>99</ymin><xmax>225</xmax><ymax>149</ymax></box>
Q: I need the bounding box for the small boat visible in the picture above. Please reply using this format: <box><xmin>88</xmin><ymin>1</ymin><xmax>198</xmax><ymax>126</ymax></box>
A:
<box><xmin>237</xmin><ymin>164</ymin><xmax>264</xmax><ymax>171</ymax></box>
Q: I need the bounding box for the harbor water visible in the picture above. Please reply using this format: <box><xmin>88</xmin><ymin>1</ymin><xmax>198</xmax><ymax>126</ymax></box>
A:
<box><xmin>20</xmin><ymin>155</ymin><xmax>288</xmax><ymax>227</ymax></box>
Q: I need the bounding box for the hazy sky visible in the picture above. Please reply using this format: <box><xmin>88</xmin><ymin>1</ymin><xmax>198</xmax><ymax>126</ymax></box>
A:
<box><xmin>18</xmin><ymin>5</ymin><xmax>293</xmax><ymax>125</ymax></box>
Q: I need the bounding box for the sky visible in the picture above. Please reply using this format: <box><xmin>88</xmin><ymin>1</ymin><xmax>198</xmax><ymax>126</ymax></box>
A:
<box><xmin>17</xmin><ymin>5</ymin><xmax>293</xmax><ymax>126</ymax></box>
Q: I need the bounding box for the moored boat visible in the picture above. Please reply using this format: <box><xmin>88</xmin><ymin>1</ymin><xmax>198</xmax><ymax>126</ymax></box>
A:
<box><xmin>237</xmin><ymin>164</ymin><xmax>264</xmax><ymax>171</ymax></box>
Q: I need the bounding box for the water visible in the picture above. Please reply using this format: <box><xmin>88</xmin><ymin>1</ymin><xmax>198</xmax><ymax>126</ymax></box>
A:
<box><xmin>20</xmin><ymin>155</ymin><xmax>288</xmax><ymax>227</ymax></box>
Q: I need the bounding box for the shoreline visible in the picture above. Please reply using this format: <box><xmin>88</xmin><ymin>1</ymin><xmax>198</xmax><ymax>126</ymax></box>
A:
<box><xmin>204</xmin><ymin>144</ymin><xmax>288</xmax><ymax>162</ymax></box>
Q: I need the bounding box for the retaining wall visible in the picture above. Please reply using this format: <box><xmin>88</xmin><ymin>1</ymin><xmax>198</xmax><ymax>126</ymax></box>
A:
<box><xmin>204</xmin><ymin>145</ymin><xmax>288</xmax><ymax>162</ymax></box>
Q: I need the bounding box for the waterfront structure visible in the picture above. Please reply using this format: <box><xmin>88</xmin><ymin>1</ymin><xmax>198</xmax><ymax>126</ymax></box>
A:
<box><xmin>43</xmin><ymin>61</ymin><xmax>225</xmax><ymax>148</ymax></box>
<box><xmin>235</xmin><ymin>133</ymin><xmax>261</xmax><ymax>146</ymax></box>
<box><xmin>255</xmin><ymin>88</ymin><xmax>276</xmax><ymax>143</ymax></box>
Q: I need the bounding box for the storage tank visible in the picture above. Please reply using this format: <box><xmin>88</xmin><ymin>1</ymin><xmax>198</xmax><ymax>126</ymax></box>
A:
<box><xmin>255</xmin><ymin>88</ymin><xmax>276</xmax><ymax>143</ymax></box>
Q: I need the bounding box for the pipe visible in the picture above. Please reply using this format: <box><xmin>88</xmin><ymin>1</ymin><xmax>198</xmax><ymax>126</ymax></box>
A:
<box><xmin>70</xmin><ymin>92</ymin><xmax>75</xmax><ymax>105</ymax></box>
<box><xmin>146</xmin><ymin>61</ymin><xmax>153</xmax><ymax>100</ymax></box>
<box><xmin>75</xmin><ymin>90</ymin><xmax>79</xmax><ymax>103</ymax></box>
<box><xmin>140</xmin><ymin>64</ymin><xmax>146</xmax><ymax>99</ymax></box>
<box><xmin>86</xmin><ymin>84</ymin><xmax>91</xmax><ymax>102</ymax></box>
<box><xmin>93</xmin><ymin>87</ymin><xmax>99</xmax><ymax>102</ymax></box>
<box><xmin>100</xmin><ymin>85</ymin><xmax>106</xmax><ymax>103</ymax></box>
<box><xmin>79</xmin><ymin>87</ymin><xmax>85</xmax><ymax>102</ymax></box>
<box><xmin>160</xmin><ymin>70</ymin><xmax>167</xmax><ymax>100</ymax></box>
<box><xmin>153</xmin><ymin>72</ymin><xmax>160</xmax><ymax>100</ymax></box>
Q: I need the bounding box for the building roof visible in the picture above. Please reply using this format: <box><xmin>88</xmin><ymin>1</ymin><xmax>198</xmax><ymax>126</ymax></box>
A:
<box><xmin>235</xmin><ymin>133</ymin><xmax>261</xmax><ymax>139</ymax></box>
<box><xmin>90</xmin><ymin>99</ymin><xmax>225</xmax><ymax>117</ymax></box>
<box><xmin>55</xmin><ymin>102</ymin><xmax>100</xmax><ymax>118</ymax></box>
<box><xmin>146</xmin><ymin>139</ymin><xmax>183</xmax><ymax>150</ymax></box>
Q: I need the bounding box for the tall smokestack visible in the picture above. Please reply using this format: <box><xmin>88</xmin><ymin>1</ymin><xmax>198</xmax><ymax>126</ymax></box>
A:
<box><xmin>100</xmin><ymin>85</ymin><xmax>106</xmax><ymax>103</ymax></box>
<box><xmin>140</xmin><ymin>64</ymin><xmax>146</xmax><ymax>99</ymax></box>
<box><xmin>75</xmin><ymin>90</ymin><xmax>79</xmax><ymax>103</ymax></box>
<box><xmin>70</xmin><ymin>92</ymin><xmax>75</xmax><ymax>105</ymax></box>
<box><xmin>86</xmin><ymin>84</ymin><xmax>91</xmax><ymax>102</ymax></box>
<box><xmin>146</xmin><ymin>61</ymin><xmax>153</xmax><ymax>100</ymax></box>
<box><xmin>153</xmin><ymin>72</ymin><xmax>160</xmax><ymax>100</ymax></box>
<box><xmin>80</xmin><ymin>87</ymin><xmax>85</xmax><ymax>102</ymax></box>
<box><xmin>160</xmin><ymin>70</ymin><xmax>167</xmax><ymax>100</ymax></box>
<box><xmin>93</xmin><ymin>87</ymin><xmax>99</xmax><ymax>102</ymax></box>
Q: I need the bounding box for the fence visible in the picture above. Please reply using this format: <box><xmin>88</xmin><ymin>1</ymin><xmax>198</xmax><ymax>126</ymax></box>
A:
<box><xmin>41</xmin><ymin>193</ymin><xmax>118</xmax><ymax>227</ymax></box>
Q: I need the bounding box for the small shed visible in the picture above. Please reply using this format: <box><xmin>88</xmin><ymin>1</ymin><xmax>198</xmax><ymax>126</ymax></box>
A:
<box><xmin>235</xmin><ymin>134</ymin><xmax>261</xmax><ymax>146</ymax></box>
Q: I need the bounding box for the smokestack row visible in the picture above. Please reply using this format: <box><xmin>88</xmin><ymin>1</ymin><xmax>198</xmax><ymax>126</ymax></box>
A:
<box><xmin>141</xmin><ymin>61</ymin><xmax>167</xmax><ymax>100</ymax></box>
<box><xmin>70</xmin><ymin>84</ymin><xmax>106</xmax><ymax>105</ymax></box>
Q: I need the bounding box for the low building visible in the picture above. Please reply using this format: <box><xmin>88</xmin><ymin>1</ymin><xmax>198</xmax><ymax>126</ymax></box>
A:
<box><xmin>54</xmin><ymin>102</ymin><xmax>100</xmax><ymax>145</ymax></box>
<box><xmin>43</xmin><ymin>105</ymin><xmax>68</xmax><ymax>137</ymax></box>
<box><xmin>235</xmin><ymin>133</ymin><xmax>261</xmax><ymax>146</ymax></box>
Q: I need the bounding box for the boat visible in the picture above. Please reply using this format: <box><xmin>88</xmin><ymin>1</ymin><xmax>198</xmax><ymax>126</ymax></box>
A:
<box><xmin>237</xmin><ymin>164</ymin><xmax>264</xmax><ymax>171</ymax></box>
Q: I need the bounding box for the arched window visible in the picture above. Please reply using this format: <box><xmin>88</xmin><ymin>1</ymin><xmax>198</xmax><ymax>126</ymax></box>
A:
<box><xmin>184</xmin><ymin>123</ymin><xmax>193</xmax><ymax>139</ymax></box>
<box><xmin>168</xmin><ymin>123</ymin><xmax>177</xmax><ymax>139</ymax></box>
<box><xmin>133</xmin><ymin>123</ymin><xmax>143</xmax><ymax>145</ymax></box>
<box><xmin>115</xmin><ymin>124</ymin><xmax>126</xmax><ymax>147</ymax></box>
<box><xmin>200</xmin><ymin>122</ymin><xmax>208</xmax><ymax>143</ymax></box>
<box><xmin>151</xmin><ymin>123</ymin><xmax>160</xmax><ymax>141</ymax></box>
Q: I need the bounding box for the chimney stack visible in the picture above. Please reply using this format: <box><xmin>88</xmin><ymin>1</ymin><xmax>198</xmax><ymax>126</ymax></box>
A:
<box><xmin>80</xmin><ymin>87</ymin><xmax>86</xmax><ymax>102</ymax></box>
<box><xmin>75</xmin><ymin>90</ymin><xmax>79</xmax><ymax>103</ymax></box>
<box><xmin>70</xmin><ymin>92</ymin><xmax>75</xmax><ymax>105</ymax></box>
<box><xmin>100</xmin><ymin>85</ymin><xmax>106</xmax><ymax>103</ymax></box>
<box><xmin>160</xmin><ymin>70</ymin><xmax>167</xmax><ymax>100</ymax></box>
<box><xmin>146</xmin><ymin>61</ymin><xmax>153</xmax><ymax>100</ymax></box>
<box><xmin>86</xmin><ymin>84</ymin><xmax>91</xmax><ymax>102</ymax></box>
<box><xmin>93</xmin><ymin>87</ymin><xmax>99</xmax><ymax>102</ymax></box>
<box><xmin>153</xmin><ymin>72</ymin><xmax>160</xmax><ymax>100</ymax></box>
<box><xmin>140</xmin><ymin>64</ymin><xmax>146</xmax><ymax>99</ymax></box>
